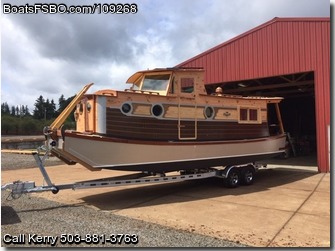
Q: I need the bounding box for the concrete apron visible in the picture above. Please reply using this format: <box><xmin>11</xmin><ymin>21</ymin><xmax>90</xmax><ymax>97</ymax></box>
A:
<box><xmin>1</xmin><ymin>162</ymin><xmax>330</xmax><ymax>247</ymax></box>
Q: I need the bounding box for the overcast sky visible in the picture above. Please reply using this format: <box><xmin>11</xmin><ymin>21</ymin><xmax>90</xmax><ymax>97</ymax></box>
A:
<box><xmin>1</xmin><ymin>0</ymin><xmax>330</xmax><ymax>112</ymax></box>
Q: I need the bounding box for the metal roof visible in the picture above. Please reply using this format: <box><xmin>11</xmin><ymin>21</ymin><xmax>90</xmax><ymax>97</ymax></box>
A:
<box><xmin>177</xmin><ymin>17</ymin><xmax>329</xmax><ymax>83</ymax></box>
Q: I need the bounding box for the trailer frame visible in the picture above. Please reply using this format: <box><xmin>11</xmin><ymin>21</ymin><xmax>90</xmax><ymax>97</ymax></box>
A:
<box><xmin>2</xmin><ymin>150</ymin><xmax>266</xmax><ymax>199</ymax></box>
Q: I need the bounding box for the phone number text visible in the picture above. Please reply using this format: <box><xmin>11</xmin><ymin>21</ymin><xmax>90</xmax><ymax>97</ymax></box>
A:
<box><xmin>60</xmin><ymin>234</ymin><xmax>138</xmax><ymax>245</ymax></box>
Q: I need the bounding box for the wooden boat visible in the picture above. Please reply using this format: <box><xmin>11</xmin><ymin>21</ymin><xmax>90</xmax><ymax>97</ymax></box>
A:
<box><xmin>47</xmin><ymin>68</ymin><xmax>287</xmax><ymax>173</ymax></box>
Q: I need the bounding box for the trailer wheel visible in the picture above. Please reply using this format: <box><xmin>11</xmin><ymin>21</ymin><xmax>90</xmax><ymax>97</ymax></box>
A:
<box><xmin>224</xmin><ymin>167</ymin><xmax>240</xmax><ymax>188</ymax></box>
<box><xmin>240</xmin><ymin>165</ymin><xmax>255</xmax><ymax>185</ymax></box>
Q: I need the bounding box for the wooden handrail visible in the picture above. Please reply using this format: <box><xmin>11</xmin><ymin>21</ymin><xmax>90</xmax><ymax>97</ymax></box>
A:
<box><xmin>49</xmin><ymin>83</ymin><xmax>94</xmax><ymax>130</ymax></box>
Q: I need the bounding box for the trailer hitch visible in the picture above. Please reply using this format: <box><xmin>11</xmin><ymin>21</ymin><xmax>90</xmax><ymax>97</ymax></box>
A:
<box><xmin>1</xmin><ymin>148</ymin><xmax>60</xmax><ymax>199</ymax></box>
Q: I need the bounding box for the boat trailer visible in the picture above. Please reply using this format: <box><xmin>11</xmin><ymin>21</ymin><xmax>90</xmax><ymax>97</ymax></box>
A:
<box><xmin>2</xmin><ymin>149</ymin><xmax>267</xmax><ymax>199</ymax></box>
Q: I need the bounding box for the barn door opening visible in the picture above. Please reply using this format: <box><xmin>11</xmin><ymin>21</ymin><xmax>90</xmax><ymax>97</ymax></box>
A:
<box><xmin>208</xmin><ymin>71</ymin><xmax>317</xmax><ymax>160</ymax></box>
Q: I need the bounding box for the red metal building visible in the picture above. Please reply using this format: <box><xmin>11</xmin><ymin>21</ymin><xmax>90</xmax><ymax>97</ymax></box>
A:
<box><xmin>177</xmin><ymin>17</ymin><xmax>330</xmax><ymax>172</ymax></box>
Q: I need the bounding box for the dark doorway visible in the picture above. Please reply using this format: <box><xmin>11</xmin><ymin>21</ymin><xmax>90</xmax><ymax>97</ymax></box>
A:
<box><xmin>206</xmin><ymin>71</ymin><xmax>317</xmax><ymax>157</ymax></box>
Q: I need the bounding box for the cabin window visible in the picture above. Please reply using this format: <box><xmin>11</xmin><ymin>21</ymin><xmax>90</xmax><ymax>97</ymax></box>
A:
<box><xmin>181</xmin><ymin>78</ymin><xmax>194</xmax><ymax>93</ymax></box>
<box><xmin>152</xmin><ymin>104</ymin><xmax>164</xmax><ymax>117</ymax></box>
<box><xmin>204</xmin><ymin>106</ymin><xmax>215</xmax><ymax>119</ymax></box>
<box><xmin>131</xmin><ymin>84</ymin><xmax>140</xmax><ymax>91</ymax></box>
<box><xmin>239</xmin><ymin>107</ymin><xmax>260</xmax><ymax>124</ymax></box>
<box><xmin>87</xmin><ymin>102</ymin><xmax>92</xmax><ymax>112</ymax></box>
<box><xmin>240</xmin><ymin>108</ymin><xmax>248</xmax><ymax>121</ymax></box>
<box><xmin>79</xmin><ymin>103</ymin><xmax>84</xmax><ymax>115</ymax></box>
<box><xmin>141</xmin><ymin>74</ymin><xmax>170</xmax><ymax>92</ymax></box>
<box><xmin>249</xmin><ymin>109</ymin><xmax>258</xmax><ymax>121</ymax></box>
<box><xmin>121</xmin><ymin>103</ymin><xmax>132</xmax><ymax>114</ymax></box>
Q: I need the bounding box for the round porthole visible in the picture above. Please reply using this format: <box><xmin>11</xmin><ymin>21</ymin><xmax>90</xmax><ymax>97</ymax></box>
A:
<box><xmin>121</xmin><ymin>102</ymin><xmax>132</xmax><ymax>114</ymax></box>
<box><xmin>87</xmin><ymin>103</ymin><xmax>91</xmax><ymax>112</ymax></box>
<box><xmin>152</xmin><ymin>104</ymin><xmax>164</xmax><ymax>117</ymax></box>
<box><xmin>79</xmin><ymin>103</ymin><xmax>84</xmax><ymax>114</ymax></box>
<box><xmin>204</xmin><ymin>106</ymin><xmax>215</xmax><ymax>119</ymax></box>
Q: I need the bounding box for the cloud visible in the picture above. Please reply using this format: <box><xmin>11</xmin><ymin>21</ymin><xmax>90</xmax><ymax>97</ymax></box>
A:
<box><xmin>1</xmin><ymin>0</ymin><xmax>330</xmax><ymax>112</ymax></box>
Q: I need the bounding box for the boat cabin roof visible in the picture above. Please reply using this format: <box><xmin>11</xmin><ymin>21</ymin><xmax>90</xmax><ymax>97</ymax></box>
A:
<box><xmin>124</xmin><ymin>68</ymin><xmax>283</xmax><ymax>102</ymax></box>
<box><xmin>126</xmin><ymin>68</ymin><xmax>204</xmax><ymax>96</ymax></box>
<box><xmin>126</xmin><ymin>68</ymin><xmax>204</xmax><ymax>84</ymax></box>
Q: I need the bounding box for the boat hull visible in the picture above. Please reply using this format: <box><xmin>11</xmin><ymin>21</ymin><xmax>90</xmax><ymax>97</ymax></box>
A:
<box><xmin>62</xmin><ymin>133</ymin><xmax>286</xmax><ymax>173</ymax></box>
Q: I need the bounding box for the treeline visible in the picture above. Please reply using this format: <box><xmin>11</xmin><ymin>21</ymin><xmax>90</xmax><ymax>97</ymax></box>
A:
<box><xmin>1</xmin><ymin>94</ymin><xmax>76</xmax><ymax>135</ymax></box>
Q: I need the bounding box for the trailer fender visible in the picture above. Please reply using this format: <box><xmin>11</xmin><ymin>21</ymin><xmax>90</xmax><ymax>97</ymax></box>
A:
<box><xmin>220</xmin><ymin>165</ymin><xmax>238</xmax><ymax>178</ymax></box>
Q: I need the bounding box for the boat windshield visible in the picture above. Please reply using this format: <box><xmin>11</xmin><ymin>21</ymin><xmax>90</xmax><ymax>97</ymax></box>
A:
<box><xmin>141</xmin><ymin>74</ymin><xmax>170</xmax><ymax>94</ymax></box>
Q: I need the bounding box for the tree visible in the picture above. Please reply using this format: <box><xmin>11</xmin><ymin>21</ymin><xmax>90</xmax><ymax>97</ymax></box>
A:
<box><xmin>45</xmin><ymin>98</ymin><xmax>56</xmax><ymax>119</ymax></box>
<box><xmin>25</xmin><ymin>105</ymin><xmax>31</xmax><ymax>116</ymax></box>
<box><xmin>2</xmin><ymin>102</ymin><xmax>31</xmax><ymax>116</ymax></box>
<box><xmin>57</xmin><ymin>95</ymin><xmax>75</xmax><ymax>120</ymax></box>
<box><xmin>11</xmin><ymin>106</ymin><xmax>16</xmax><ymax>116</ymax></box>
<box><xmin>50</xmin><ymin>99</ymin><xmax>56</xmax><ymax>117</ymax></box>
<box><xmin>15</xmin><ymin>106</ymin><xmax>20</xmax><ymax>117</ymax></box>
<box><xmin>33</xmin><ymin>95</ymin><xmax>46</xmax><ymax>119</ymax></box>
<box><xmin>58</xmin><ymin>94</ymin><xmax>66</xmax><ymax>114</ymax></box>
<box><xmin>1</xmin><ymin>102</ymin><xmax>10</xmax><ymax>114</ymax></box>
<box><xmin>20</xmin><ymin>105</ymin><xmax>26</xmax><ymax>116</ymax></box>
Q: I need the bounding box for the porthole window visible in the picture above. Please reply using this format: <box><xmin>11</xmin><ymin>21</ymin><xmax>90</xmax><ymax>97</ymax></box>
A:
<box><xmin>79</xmin><ymin>103</ymin><xmax>84</xmax><ymax>114</ymax></box>
<box><xmin>87</xmin><ymin>103</ymin><xmax>91</xmax><ymax>112</ymax></box>
<box><xmin>152</xmin><ymin>104</ymin><xmax>164</xmax><ymax>117</ymax></box>
<box><xmin>121</xmin><ymin>102</ymin><xmax>132</xmax><ymax>114</ymax></box>
<box><xmin>204</xmin><ymin>106</ymin><xmax>215</xmax><ymax>119</ymax></box>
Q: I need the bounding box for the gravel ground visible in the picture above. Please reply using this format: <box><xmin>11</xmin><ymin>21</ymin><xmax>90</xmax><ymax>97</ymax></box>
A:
<box><xmin>1</xmin><ymin>153</ymin><xmax>248</xmax><ymax>247</ymax></box>
<box><xmin>1</xmin><ymin>192</ymin><xmax>248</xmax><ymax>247</ymax></box>
<box><xmin>1</xmin><ymin>153</ymin><xmax>63</xmax><ymax>171</ymax></box>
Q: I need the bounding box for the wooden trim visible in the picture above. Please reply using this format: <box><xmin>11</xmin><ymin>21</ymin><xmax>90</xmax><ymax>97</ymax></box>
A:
<box><xmin>50</xmin><ymin>83</ymin><xmax>93</xmax><ymax>130</ymax></box>
<box><xmin>275</xmin><ymin>103</ymin><xmax>285</xmax><ymax>134</ymax></box>
<box><xmin>64</xmin><ymin>130</ymin><xmax>286</xmax><ymax>146</ymax></box>
<box><xmin>95</xmin><ymin>151</ymin><xmax>284</xmax><ymax>172</ymax></box>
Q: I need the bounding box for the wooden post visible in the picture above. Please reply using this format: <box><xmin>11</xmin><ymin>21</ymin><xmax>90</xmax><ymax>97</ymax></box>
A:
<box><xmin>275</xmin><ymin>102</ymin><xmax>284</xmax><ymax>134</ymax></box>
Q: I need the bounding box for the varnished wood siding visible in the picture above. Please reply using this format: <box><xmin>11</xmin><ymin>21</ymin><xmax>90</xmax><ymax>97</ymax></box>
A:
<box><xmin>106</xmin><ymin>108</ymin><xmax>269</xmax><ymax>141</ymax></box>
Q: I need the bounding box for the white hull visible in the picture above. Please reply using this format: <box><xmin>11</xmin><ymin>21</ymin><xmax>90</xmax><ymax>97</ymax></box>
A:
<box><xmin>62</xmin><ymin>133</ymin><xmax>286</xmax><ymax>172</ymax></box>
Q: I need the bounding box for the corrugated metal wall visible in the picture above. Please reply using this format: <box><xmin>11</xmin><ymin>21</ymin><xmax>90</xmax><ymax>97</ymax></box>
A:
<box><xmin>177</xmin><ymin>18</ymin><xmax>330</xmax><ymax>172</ymax></box>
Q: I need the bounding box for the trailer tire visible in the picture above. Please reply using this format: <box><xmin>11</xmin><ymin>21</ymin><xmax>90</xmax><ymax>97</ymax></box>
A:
<box><xmin>240</xmin><ymin>165</ymin><xmax>255</xmax><ymax>186</ymax></box>
<box><xmin>224</xmin><ymin>167</ymin><xmax>240</xmax><ymax>188</ymax></box>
